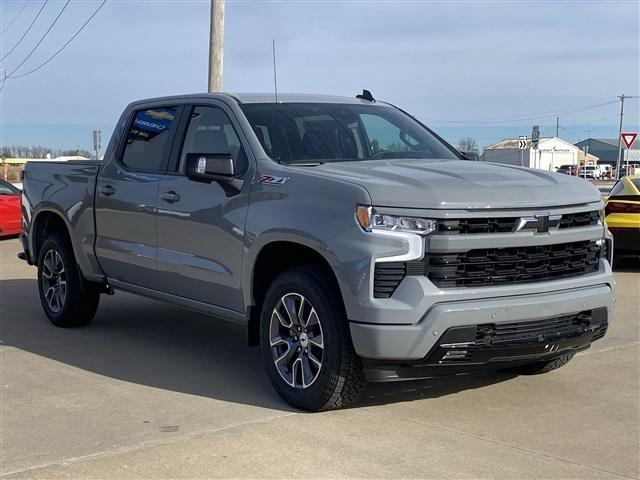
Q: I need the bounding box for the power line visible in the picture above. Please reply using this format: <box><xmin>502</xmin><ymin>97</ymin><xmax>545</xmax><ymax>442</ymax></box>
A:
<box><xmin>1</xmin><ymin>0</ymin><xmax>49</xmax><ymax>63</ymax></box>
<box><xmin>558</xmin><ymin>125</ymin><xmax>581</xmax><ymax>140</ymax></box>
<box><xmin>420</xmin><ymin>100</ymin><xmax>619</xmax><ymax>125</ymax></box>
<box><xmin>423</xmin><ymin>100</ymin><xmax>619</xmax><ymax>124</ymax></box>
<box><xmin>5</xmin><ymin>0</ymin><xmax>70</xmax><ymax>78</ymax></box>
<box><xmin>571</xmin><ymin>114</ymin><xmax>620</xmax><ymax>129</ymax></box>
<box><xmin>10</xmin><ymin>0</ymin><xmax>107</xmax><ymax>79</ymax></box>
<box><xmin>0</xmin><ymin>1</ymin><xmax>28</xmax><ymax>37</ymax></box>
<box><xmin>556</xmin><ymin>114</ymin><xmax>622</xmax><ymax>142</ymax></box>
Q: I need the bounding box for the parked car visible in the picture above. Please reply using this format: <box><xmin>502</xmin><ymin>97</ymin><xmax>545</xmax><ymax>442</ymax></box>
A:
<box><xmin>556</xmin><ymin>164</ymin><xmax>577</xmax><ymax>175</ymax></box>
<box><xmin>578</xmin><ymin>165</ymin><xmax>601</xmax><ymax>179</ymax></box>
<box><xmin>599</xmin><ymin>164</ymin><xmax>613</xmax><ymax>179</ymax></box>
<box><xmin>618</xmin><ymin>164</ymin><xmax>638</xmax><ymax>178</ymax></box>
<box><xmin>0</xmin><ymin>179</ymin><xmax>21</xmax><ymax>238</ymax></box>
<box><xmin>19</xmin><ymin>92</ymin><xmax>614</xmax><ymax>411</ymax></box>
<box><xmin>605</xmin><ymin>175</ymin><xmax>640</xmax><ymax>254</ymax></box>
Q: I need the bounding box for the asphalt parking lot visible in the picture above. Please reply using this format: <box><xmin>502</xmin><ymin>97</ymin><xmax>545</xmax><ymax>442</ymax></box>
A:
<box><xmin>1</xmin><ymin>237</ymin><xmax>638</xmax><ymax>479</ymax></box>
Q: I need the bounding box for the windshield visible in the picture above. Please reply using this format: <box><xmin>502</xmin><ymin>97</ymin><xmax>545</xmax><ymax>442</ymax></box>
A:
<box><xmin>0</xmin><ymin>180</ymin><xmax>20</xmax><ymax>195</ymax></box>
<box><xmin>240</xmin><ymin>102</ymin><xmax>459</xmax><ymax>164</ymax></box>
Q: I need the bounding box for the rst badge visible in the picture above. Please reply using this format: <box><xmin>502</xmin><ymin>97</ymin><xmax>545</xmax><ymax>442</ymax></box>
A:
<box><xmin>259</xmin><ymin>175</ymin><xmax>290</xmax><ymax>186</ymax></box>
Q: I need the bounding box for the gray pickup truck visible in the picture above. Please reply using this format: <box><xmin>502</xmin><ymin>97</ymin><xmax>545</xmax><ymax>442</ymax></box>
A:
<box><xmin>20</xmin><ymin>92</ymin><xmax>614</xmax><ymax>411</ymax></box>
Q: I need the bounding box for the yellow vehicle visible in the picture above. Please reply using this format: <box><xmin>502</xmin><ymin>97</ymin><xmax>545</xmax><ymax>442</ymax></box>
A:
<box><xmin>605</xmin><ymin>175</ymin><xmax>640</xmax><ymax>253</ymax></box>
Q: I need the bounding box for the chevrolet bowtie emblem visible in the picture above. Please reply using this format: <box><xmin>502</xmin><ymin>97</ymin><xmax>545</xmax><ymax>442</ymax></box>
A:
<box><xmin>515</xmin><ymin>213</ymin><xmax>562</xmax><ymax>234</ymax></box>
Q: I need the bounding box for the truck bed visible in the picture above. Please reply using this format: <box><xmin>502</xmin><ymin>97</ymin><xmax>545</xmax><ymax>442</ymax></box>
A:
<box><xmin>22</xmin><ymin>160</ymin><xmax>102</xmax><ymax>281</ymax></box>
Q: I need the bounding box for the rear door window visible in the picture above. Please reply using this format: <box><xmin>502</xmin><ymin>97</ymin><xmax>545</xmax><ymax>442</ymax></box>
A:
<box><xmin>121</xmin><ymin>107</ymin><xmax>178</xmax><ymax>171</ymax></box>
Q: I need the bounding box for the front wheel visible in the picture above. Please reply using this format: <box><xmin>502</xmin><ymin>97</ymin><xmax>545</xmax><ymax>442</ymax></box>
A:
<box><xmin>259</xmin><ymin>266</ymin><xmax>364</xmax><ymax>411</ymax></box>
<box><xmin>37</xmin><ymin>233</ymin><xmax>100</xmax><ymax>327</ymax></box>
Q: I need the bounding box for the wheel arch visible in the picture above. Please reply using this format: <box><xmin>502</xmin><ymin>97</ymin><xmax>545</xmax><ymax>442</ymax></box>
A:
<box><xmin>246</xmin><ymin>239</ymin><xmax>346</xmax><ymax>346</ymax></box>
<box><xmin>31</xmin><ymin>209</ymin><xmax>75</xmax><ymax>261</ymax></box>
<box><xmin>32</xmin><ymin>208</ymin><xmax>104</xmax><ymax>295</ymax></box>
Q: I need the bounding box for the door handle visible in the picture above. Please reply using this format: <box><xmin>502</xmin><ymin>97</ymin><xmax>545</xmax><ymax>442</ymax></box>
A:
<box><xmin>160</xmin><ymin>191</ymin><xmax>181</xmax><ymax>203</ymax></box>
<box><xmin>99</xmin><ymin>185</ymin><xmax>115</xmax><ymax>196</ymax></box>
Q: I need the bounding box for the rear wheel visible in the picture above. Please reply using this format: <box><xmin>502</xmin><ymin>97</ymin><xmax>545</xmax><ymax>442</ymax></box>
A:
<box><xmin>507</xmin><ymin>353</ymin><xmax>575</xmax><ymax>375</ymax></box>
<box><xmin>259</xmin><ymin>266</ymin><xmax>364</xmax><ymax>411</ymax></box>
<box><xmin>37</xmin><ymin>233</ymin><xmax>100</xmax><ymax>327</ymax></box>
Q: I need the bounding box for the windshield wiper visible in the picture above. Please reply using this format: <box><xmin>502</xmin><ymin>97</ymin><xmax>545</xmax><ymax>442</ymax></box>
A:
<box><xmin>285</xmin><ymin>161</ymin><xmax>325</xmax><ymax>166</ymax></box>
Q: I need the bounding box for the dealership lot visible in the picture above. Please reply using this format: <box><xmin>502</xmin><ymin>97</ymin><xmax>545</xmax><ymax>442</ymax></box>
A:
<box><xmin>0</xmin><ymin>238</ymin><xmax>638</xmax><ymax>479</ymax></box>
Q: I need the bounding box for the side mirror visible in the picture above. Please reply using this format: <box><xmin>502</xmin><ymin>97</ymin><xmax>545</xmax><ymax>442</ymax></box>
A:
<box><xmin>461</xmin><ymin>151</ymin><xmax>479</xmax><ymax>161</ymax></box>
<box><xmin>185</xmin><ymin>153</ymin><xmax>234</xmax><ymax>182</ymax></box>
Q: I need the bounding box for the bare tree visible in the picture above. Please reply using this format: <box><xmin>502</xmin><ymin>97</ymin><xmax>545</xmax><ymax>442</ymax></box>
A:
<box><xmin>0</xmin><ymin>145</ymin><xmax>91</xmax><ymax>159</ymax></box>
<box><xmin>60</xmin><ymin>149</ymin><xmax>92</xmax><ymax>158</ymax></box>
<box><xmin>458</xmin><ymin>137</ymin><xmax>479</xmax><ymax>153</ymax></box>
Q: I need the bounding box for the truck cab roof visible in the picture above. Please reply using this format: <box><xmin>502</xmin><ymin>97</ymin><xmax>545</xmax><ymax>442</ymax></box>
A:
<box><xmin>126</xmin><ymin>92</ymin><xmax>380</xmax><ymax>109</ymax></box>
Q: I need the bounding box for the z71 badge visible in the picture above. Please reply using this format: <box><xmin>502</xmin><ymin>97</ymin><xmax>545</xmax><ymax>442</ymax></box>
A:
<box><xmin>259</xmin><ymin>175</ymin><xmax>290</xmax><ymax>186</ymax></box>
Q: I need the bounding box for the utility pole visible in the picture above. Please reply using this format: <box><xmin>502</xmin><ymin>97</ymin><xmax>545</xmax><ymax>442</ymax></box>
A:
<box><xmin>556</xmin><ymin>117</ymin><xmax>559</xmax><ymax>138</ymax></box>
<box><xmin>208</xmin><ymin>0</ymin><xmax>225</xmax><ymax>92</ymax></box>
<box><xmin>92</xmin><ymin>130</ymin><xmax>101</xmax><ymax>161</ymax></box>
<box><xmin>615</xmin><ymin>94</ymin><xmax>638</xmax><ymax>179</ymax></box>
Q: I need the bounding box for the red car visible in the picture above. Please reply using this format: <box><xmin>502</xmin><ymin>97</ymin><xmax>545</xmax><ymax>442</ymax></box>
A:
<box><xmin>0</xmin><ymin>180</ymin><xmax>21</xmax><ymax>238</ymax></box>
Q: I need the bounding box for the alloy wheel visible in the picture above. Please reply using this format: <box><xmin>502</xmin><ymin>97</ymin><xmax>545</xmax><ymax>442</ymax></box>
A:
<box><xmin>41</xmin><ymin>249</ymin><xmax>67</xmax><ymax>313</ymax></box>
<box><xmin>269</xmin><ymin>293</ymin><xmax>324</xmax><ymax>389</ymax></box>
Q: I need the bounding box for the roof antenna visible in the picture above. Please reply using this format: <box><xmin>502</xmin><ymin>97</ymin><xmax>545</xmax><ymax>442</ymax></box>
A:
<box><xmin>356</xmin><ymin>89</ymin><xmax>375</xmax><ymax>102</ymax></box>
<box><xmin>272</xmin><ymin>38</ymin><xmax>278</xmax><ymax>104</ymax></box>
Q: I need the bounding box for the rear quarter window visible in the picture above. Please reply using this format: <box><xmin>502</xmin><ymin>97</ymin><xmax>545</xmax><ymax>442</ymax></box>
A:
<box><xmin>121</xmin><ymin>107</ymin><xmax>178</xmax><ymax>171</ymax></box>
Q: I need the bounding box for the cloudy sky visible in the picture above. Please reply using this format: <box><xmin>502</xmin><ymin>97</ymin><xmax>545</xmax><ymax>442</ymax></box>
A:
<box><xmin>1</xmin><ymin>0</ymin><xmax>638</xmax><ymax>151</ymax></box>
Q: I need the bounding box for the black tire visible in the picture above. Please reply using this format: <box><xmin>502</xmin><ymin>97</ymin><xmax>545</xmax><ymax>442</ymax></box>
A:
<box><xmin>37</xmin><ymin>233</ymin><xmax>100</xmax><ymax>327</ymax></box>
<box><xmin>259</xmin><ymin>266</ymin><xmax>364</xmax><ymax>411</ymax></box>
<box><xmin>507</xmin><ymin>353</ymin><xmax>575</xmax><ymax>375</ymax></box>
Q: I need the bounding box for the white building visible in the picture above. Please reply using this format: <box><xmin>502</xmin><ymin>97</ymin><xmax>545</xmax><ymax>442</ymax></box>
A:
<box><xmin>482</xmin><ymin>137</ymin><xmax>598</xmax><ymax>171</ymax></box>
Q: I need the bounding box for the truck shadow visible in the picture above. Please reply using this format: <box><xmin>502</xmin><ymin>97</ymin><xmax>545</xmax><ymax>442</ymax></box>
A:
<box><xmin>356</xmin><ymin>370</ymin><xmax>517</xmax><ymax>408</ymax></box>
<box><xmin>2</xmin><ymin>278</ymin><xmax>518</xmax><ymax>412</ymax></box>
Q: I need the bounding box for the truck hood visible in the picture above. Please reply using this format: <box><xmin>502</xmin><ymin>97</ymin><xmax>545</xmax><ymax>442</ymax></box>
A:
<box><xmin>310</xmin><ymin>159</ymin><xmax>602</xmax><ymax>210</ymax></box>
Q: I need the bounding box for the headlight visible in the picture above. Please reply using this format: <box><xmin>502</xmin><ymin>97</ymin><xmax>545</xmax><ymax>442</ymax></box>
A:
<box><xmin>356</xmin><ymin>205</ymin><xmax>437</xmax><ymax>235</ymax></box>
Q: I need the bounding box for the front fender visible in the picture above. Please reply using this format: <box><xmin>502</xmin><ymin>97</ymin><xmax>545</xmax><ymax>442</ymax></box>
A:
<box><xmin>241</xmin><ymin>164</ymin><xmax>372</xmax><ymax>312</ymax></box>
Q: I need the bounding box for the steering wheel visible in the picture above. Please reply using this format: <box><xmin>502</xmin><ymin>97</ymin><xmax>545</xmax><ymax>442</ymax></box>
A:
<box><xmin>370</xmin><ymin>149</ymin><xmax>394</xmax><ymax>160</ymax></box>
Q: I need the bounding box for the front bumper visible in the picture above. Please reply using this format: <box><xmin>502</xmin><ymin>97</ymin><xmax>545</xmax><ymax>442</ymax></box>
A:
<box><xmin>363</xmin><ymin>308</ymin><xmax>607</xmax><ymax>381</ymax></box>
<box><xmin>350</xmin><ymin>283</ymin><xmax>613</xmax><ymax>367</ymax></box>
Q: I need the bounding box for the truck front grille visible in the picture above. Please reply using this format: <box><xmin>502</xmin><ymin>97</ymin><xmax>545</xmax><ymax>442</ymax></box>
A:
<box><xmin>475</xmin><ymin>311</ymin><xmax>596</xmax><ymax>346</ymax></box>
<box><xmin>426</xmin><ymin>308</ymin><xmax>608</xmax><ymax>365</ymax></box>
<box><xmin>373</xmin><ymin>240</ymin><xmax>601</xmax><ymax>296</ymax></box>
<box><xmin>437</xmin><ymin>211</ymin><xmax>600</xmax><ymax>234</ymax></box>
<box><xmin>558</xmin><ymin>210</ymin><xmax>601</xmax><ymax>229</ymax></box>
<box><xmin>413</xmin><ymin>240</ymin><xmax>601</xmax><ymax>288</ymax></box>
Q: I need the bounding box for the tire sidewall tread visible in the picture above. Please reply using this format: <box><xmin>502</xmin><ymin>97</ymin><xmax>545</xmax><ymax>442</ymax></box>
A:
<box><xmin>37</xmin><ymin>233</ymin><xmax>99</xmax><ymax>328</ymax></box>
<box><xmin>259</xmin><ymin>266</ymin><xmax>364</xmax><ymax>411</ymax></box>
